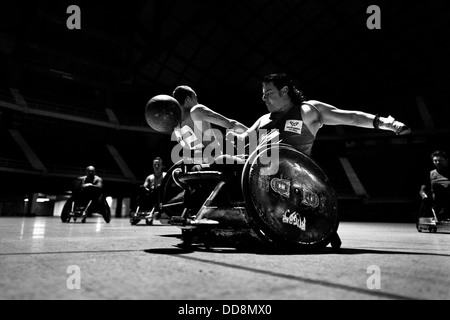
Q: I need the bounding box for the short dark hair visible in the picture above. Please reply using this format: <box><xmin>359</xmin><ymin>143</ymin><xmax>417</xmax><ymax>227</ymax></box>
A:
<box><xmin>431</xmin><ymin>150</ymin><xmax>448</xmax><ymax>160</ymax></box>
<box><xmin>173</xmin><ymin>85</ymin><xmax>194</xmax><ymax>105</ymax></box>
<box><xmin>263</xmin><ymin>73</ymin><xmax>306</xmax><ymax>105</ymax></box>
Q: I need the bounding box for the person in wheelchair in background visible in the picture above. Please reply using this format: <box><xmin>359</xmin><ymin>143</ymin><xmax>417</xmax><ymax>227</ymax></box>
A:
<box><xmin>130</xmin><ymin>157</ymin><xmax>167</xmax><ymax>225</ymax></box>
<box><xmin>74</xmin><ymin>166</ymin><xmax>107</xmax><ymax>221</ymax></box>
<box><xmin>420</xmin><ymin>150</ymin><xmax>450</xmax><ymax>222</ymax></box>
<box><xmin>62</xmin><ymin>166</ymin><xmax>111</xmax><ymax>223</ymax></box>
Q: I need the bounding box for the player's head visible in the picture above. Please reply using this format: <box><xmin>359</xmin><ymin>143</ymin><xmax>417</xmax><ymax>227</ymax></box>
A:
<box><xmin>431</xmin><ymin>150</ymin><xmax>448</xmax><ymax>170</ymax></box>
<box><xmin>262</xmin><ymin>73</ymin><xmax>305</xmax><ymax>107</ymax></box>
<box><xmin>173</xmin><ymin>85</ymin><xmax>198</xmax><ymax>108</ymax></box>
<box><xmin>86</xmin><ymin>166</ymin><xmax>96</xmax><ymax>176</ymax></box>
<box><xmin>153</xmin><ymin>157</ymin><xmax>163</xmax><ymax>171</ymax></box>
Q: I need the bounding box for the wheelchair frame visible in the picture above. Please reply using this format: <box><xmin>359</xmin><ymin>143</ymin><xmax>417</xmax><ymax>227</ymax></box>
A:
<box><xmin>159</xmin><ymin>144</ymin><xmax>341</xmax><ymax>251</ymax></box>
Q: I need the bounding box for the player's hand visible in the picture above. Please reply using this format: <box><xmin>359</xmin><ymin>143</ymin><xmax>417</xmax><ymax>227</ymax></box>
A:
<box><xmin>385</xmin><ymin>116</ymin><xmax>411</xmax><ymax>135</ymax></box>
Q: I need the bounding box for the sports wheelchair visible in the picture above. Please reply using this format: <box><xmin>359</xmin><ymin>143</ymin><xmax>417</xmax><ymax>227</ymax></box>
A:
<box><xmin>159</xmin><ymin>143</ymin><xmax>341</xmax><ymax>251</ymax></box>
<box><xmin>417</xmin><ymin>186</ymin><xmax>450</xmax><ymax>233</ymax></box>
<box><xmin>61</xmin><ymin>181</ymin><xmax>111</xmax><ymax>224</ymax></box>
<box><xmin>129</xmin><ymin>185</ymin><xmax>160</xmax><ymax>226</ymax></box>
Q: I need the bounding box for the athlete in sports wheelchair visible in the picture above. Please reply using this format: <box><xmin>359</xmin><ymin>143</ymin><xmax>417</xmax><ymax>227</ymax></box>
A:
<box><xmin>417</xmin><ymin>150</ymin><xmax>450</xmax><ymax>233</ymax></box>
<box><xmin>159</xmin><ymin>143</ymin><xmax>341</xmax><ymax>252</ymax></box>
<box><xmin>145</xmin><ymin>75</ymin><xmax>410</xmax><ymax>251</ymax></box>
<box><xmin>61</xmin><ymin>167</ymin><xmax>111</xmax><ymax>224</ymax></box>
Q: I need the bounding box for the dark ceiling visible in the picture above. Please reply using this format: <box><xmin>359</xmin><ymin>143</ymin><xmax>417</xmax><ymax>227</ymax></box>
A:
<box><xmin>1</xmin><ymin>0</ymin><xmax>450</xmax><ymax>127</ymax></box>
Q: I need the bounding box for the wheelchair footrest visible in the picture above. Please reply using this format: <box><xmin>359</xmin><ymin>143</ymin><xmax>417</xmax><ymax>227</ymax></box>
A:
<box><xmin>195</xmin><ymin>206</ymin><xmax>249</xmax><ymax>228</ymax></box>
<box><xmin>190</xmin><ymin>218</ymin><xmax>219</xmax><ymax>225</ymax></box>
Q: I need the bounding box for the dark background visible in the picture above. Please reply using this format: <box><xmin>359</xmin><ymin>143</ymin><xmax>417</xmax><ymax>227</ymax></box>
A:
<box><xmin>0</xmin><ymin>0</ymin><xmax>449</xmax><ymax>220</ymax></box>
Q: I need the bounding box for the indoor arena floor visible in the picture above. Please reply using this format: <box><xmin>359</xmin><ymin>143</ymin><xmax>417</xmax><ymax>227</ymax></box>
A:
<box><xmin>1</xmin><ymin>216</ymin><xmax>449</xmax><ymax>300</ymax></box>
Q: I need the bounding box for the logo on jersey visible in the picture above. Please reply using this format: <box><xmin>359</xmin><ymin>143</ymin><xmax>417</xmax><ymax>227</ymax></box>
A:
<box><xmin>284</xmin><ymin>120</ymin><xmax>303</xmax><ymax>134</ymax></box>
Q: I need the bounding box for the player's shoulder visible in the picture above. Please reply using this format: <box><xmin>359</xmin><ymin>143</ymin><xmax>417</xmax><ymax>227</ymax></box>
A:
<box><xmin>301</xmin><ymin>100</ymin><xmax>321</xmax><ymax>110</ymax></box>
<box><xmin>300</xmin><ymin>100</ymin><xmax>324</xmax><ymax>128</ymax></box>
<box><xmin>191</xmin><ymin>104</ymin><xmax>209</xmax><ymax>113</ymax></box>
<box><xmin>190</xmin><ymin>104</ymin><xmax>211</xmax><ymax>121</ymax></box>
<box><xmin>300</xmin><ymin>100</ymin><xmax>322</xmax><ymax>116</ymax></box>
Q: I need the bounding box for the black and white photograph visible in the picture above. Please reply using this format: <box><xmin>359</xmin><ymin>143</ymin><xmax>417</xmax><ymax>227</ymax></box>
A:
<box><xmin>0</xmin><ymin>0</ymin><xmax>449</xmax><ymax>302</ymax></box>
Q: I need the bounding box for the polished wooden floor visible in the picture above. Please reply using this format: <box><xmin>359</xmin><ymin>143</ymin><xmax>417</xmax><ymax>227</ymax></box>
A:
<box><xmin>0</xmin><ymin>216</ymin><xmax>449</xmax><ymax>300</ymax></box>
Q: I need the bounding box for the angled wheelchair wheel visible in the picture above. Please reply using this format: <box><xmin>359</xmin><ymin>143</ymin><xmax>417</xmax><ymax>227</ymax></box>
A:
<box><xmin>61</xmin><ymin>199</ymin><xmax>73</xmax><ymax>223</ymax></box>
<box><xmin>102</xmin><ymin>200</ymin><xmax>111</xmax><ymax>223</ymax></box>
<box><xmin>159</xmin><ymin>160</ymin><xmax>189</xmax><ymax>217</ymax></box>
<box><xmin>241</xmin><ymin>143</ymin><xmax>339</xmax><ymax>251</ymax></box>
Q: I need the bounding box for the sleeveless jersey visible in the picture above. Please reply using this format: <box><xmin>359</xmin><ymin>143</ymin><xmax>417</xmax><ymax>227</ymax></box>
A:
<box><xmin>147</xmin><ymin>172</ymin><xmax>167</xmax><ymax>190</ymax></box>
<box><xmin>259</xmin><ymin>103</ymin><xmax>319</xmax><ymax>156</ymax></box>
<box><xmin>430</xmin><ymin>169</ymin><xmax>450</xmax><ymax>191</ymax></box>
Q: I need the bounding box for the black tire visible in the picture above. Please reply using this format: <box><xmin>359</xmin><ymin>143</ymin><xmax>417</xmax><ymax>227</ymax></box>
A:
<box><xmin>130</xmin><ymin>219</ymin><xmax>140</xmax><ymax>225</ymax></box>
<box><xmin>61</xmin><ymin>199</ymin><xmax>73</xmax><ymax>223</ymax></box>
<box><xmin>241</xmin><ymin>144</ymin><xmax>339</xmax><ymax>252</ymax></box>
<box><xmin>202</xmin><ymin>230</ymin><xmax>213</xmax><ymax>251</ymax></box>
<box><xmin>182</xmin><ymin>228</ymin><xmax>193</xmax><ymax>248</ymax></box>
<box><xmin>102</xmin><ymin>199</ymin><xmax>111</xmax><ymax>223</ymax></box>
<box><xmin>159</xmin><ymin>160</ymin><xmax>188</xmax><ymax>218</ymax></box>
